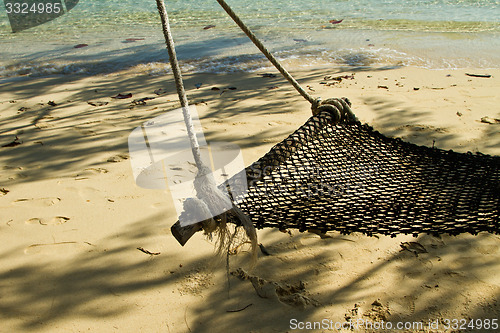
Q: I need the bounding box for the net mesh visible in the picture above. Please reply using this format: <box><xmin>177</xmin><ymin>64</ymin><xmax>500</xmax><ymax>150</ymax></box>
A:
<box><xmin>223</xmin><ymin>110</ymin><xmax>499</xmax><ymax>237</ymax></box>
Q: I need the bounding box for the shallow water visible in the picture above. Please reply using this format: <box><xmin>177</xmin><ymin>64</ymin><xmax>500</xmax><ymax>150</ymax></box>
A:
<box><xmin>0</xmin><ymin>0</ymin><xmax>499</xmax><ymax>76</ymax></box>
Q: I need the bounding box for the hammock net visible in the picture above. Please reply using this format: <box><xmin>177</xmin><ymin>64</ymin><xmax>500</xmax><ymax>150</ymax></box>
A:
<box><xmin>218</xmin><ymin>108</ymin><xmax>500</xmax><ymax>237</ymax></box>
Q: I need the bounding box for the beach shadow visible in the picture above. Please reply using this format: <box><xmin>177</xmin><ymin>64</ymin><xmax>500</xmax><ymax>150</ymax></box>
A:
<box><xmin>360</xmin><ymin>96</ymin><xmax>468</xmax><ymax>151</ymax></box>
<box><xmin>0</xmin><ymin>69</ymin><xmax>313</xmax><ymax>185</ymax></box>
<box><xmin>1</xmin><ymin>39</ymin><xmax>499</xmax><ymax>332</ymax></box>
<box><xmin>477</xmin><ymin>111</ymin><xmax>500</xmax><ymax>155</ymax></box>
<box><xmin>0</xmin><ymin>212</ymin><xmax>216</xmax><ymax>330</ymax></box>
<box><xmin>185</xmin><ymin>231</ymin><xmax>500</xmax><ymax>332</ymax></box>
<box><xmin>0</xmin><ymin>207</ymin><xmax>498</xmax><ymax>331</ymax></box>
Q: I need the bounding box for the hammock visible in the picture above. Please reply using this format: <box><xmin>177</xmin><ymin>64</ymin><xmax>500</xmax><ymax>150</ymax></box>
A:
<box><xmin>156</xmin><ymin>0</ymin><xmax>499</xmax><ymax>245</ymax></box>
<box><xmin>226</xmin><ymin>104</ymin><xmax>499</xmax><ymax>235</ymax></box>
<box><xmin>172</xmin><ymin>100</ymin><xmax>499</xmax><ymax>244</ymax></box>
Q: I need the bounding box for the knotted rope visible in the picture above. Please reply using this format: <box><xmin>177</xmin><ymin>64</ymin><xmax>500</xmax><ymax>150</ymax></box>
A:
<box><xmin>169</xmin><ymin>0</ymin><xmax>356</xmax><ymax>247</ymax></box>
<box><xmin>155</xmin><ymin>0</ymin><xmax>257</xmax><ymax>264</ymax></box>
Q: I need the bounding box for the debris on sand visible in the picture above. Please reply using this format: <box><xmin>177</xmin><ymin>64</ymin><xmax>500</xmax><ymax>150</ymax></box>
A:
<box><xmin>232</xmin><ymin>268</ymin><xmax>319</xmax><ymax>308</ymax></box>
<box><xmin>111</xmin><ymin>93</ymin><xmax>132</xmax><ymax>99</ymax></box>
<box><xmin>466</xmin><ymin>73</ymin><xmax>491</xmax><ymax>78</ymax></box>
<box><xmin>400</xmin><ymin>242</ymin><xmax>428</xmax><ymax>257</ymax></box>
<box><xmin>329</xmin><ymin>19</ymin><xmax>343</xmax><ymax>24</ymax></box>
<box><xmin>259</xmin><ymin>243</ymin><xmax>271</xmax><ymax>256</ymax></box>
<box><xmin>87</xmin><ymin>101</ymin><xmax>108</xmax><ymax>107</ymax></box>
<box><xmin>258</xmin><ymin>73</ymin><xmax>277</xmax><ymax>78</ymax></box>
<box><xmin>218</xmin><ymin>87</ymin><xmax>238</xmax><ymax>95</ymax></box>
<box><xmin>324</xmin><ymin>74</ymin><xmax>355</xmax><ymax>82</ymax></box>
<box><xmin>154</xmin><ymin>88</ymin><xmax>167</xmax><ymax>95</ymax></box>
<box><xmin>129</xmin><ymin>97</ymin><xmax>155</xmax><ymax>108</ymax></box>
<box><xmin>480</xmin><ymin>116</ymin><xmax>500</xmax><ymax>124</ymax></box>
<box><xmin>137</xmin><ymin>247</ymin><xmax>160</xmax><ymax>256</ymax></box>
<box><xmin>123</xmin><ymin>38</ymin><xmax>145</xmax><ymax>43</ymax></box>
<box><xmin>107</xmin><ymin>154</ymin><xmax>129</xmax><ymax>163</ymax></box>
<box><xmin>2</xmin><ymin>136</ymin><xmax>22</xmax><ymax>148</ymax></box>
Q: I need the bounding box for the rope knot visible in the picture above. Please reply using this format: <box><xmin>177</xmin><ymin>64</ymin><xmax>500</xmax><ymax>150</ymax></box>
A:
<box><xmin>312</xmin><ymin>97</ymin><xmax>356</xmax><ymax>122</ymax></box>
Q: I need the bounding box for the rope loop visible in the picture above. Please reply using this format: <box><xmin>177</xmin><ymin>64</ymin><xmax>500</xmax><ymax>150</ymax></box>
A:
<box><xmin>312</xmin><ymin>97</ymin><xmax>357</xmax><ymax>123</ymax></box>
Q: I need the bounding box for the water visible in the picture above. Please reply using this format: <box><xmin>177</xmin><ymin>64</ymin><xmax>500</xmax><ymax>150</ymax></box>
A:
<box><xmin>0</xmin><ymin>0</ymin><xmax>499</xmax><ymax>77</ymax></box>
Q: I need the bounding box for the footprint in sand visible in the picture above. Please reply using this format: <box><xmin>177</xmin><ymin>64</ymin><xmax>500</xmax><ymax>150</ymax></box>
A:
<box><xmin>24</xmin><ymin>241</ymin><xmax>92</xmax><ymax>255</ymax></box>
<box><xmin>75</xmin><ymin>167</ymin><xmax>109</xmax><ymax>180</ymax></box>
<box><xmin>3</xmin><ymin>165</ymin><xmax>22</xmax><ymax>170</ymax></box>
<box><xmin>85</xmin><ymin>167</ymin><xmax>109</xmax><ymax>174</ymax></box>
<box><xmin>69</xmin><ymin>186</ymin><xmax>111</xmax><ymax>205</ymax></box>
<box><xmin>151</xmin><ymin>202</ymin><xmax>166</xmax><ymax>209</ymax></box>
<box><xmin>25</xmin><ymin>218</ymin><xmax>43</xmax><ymax>225</ymax></box>
<box><xmin>13</xmin><ymin>197</ymin><xmax>61</xmax><ymax>207</ymax></box>
<box><xmin>26</xmin><ymin>216</ymin><xmax>70</xmax><ymax>225</ymax></box>
<box><xmin>390</xmin><ymin>295</ymin><xmax>416</xmax><ymax>317</ymax></box>
<box><xmin>34</xmin><ymin>122</ymin><xmax>54</xmax><ymax>129</ymax></box>
<box><xmin>75</xmin><ymin>127</ymin><xmax>97</xmax><ymax>136</ymax></box>
<box><xmin>4</xmin><ymin>170</ymin><xmax>28</xmax><ymax>180</ymax></box>
<box><xmin>107</xmin><ymin>154</ymin><xmax>129</xmax><ymax>163</ymax></box>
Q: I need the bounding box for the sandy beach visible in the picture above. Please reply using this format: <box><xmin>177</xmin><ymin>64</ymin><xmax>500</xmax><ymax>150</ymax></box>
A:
<box><xmin>0</xmin><ymin>66</ymin><xmax>499</xmax><ymax>332</ymax></box>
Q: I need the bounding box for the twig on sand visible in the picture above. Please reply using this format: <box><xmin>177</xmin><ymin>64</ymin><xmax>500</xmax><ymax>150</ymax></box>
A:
<box><xmin>226</xmin><ymin>303</ymin><xmax>253</xmax><ymax>313</ymax></box>
<box><xmin>466</xmin><ymin>73</ymin><xmax>491</xmax><ymax>78</ymax></box>
<box><xmin>137</xmin><ymin>247</ymin><xmax>160</xmax><ymax>255</ymax></box>
<box><xmin>229</xmin><ymin>241</ymin><xmax>252</xmax><ymax>255</ymax></box>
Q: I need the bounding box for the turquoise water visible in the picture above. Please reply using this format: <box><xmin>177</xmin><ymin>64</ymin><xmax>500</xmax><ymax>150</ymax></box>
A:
<box><xmin>0</xmin><ymin>0</ymin><xmax>499</xmax><ymax>76</ymax></box>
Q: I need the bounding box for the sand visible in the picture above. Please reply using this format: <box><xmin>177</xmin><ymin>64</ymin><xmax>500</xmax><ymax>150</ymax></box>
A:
<box><xmin>0</xmin><ymin>67</ymin><xmax>499</xmax><ymax>332</ymax></box>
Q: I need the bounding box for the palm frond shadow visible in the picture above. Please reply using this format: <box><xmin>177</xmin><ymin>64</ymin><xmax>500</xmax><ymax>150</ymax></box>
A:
<box><xmin>0</xmin><ymin>212</ymin><xmax>221</xmax><ymax>330</ymax></box>
<box><xmin>186</xmin><ymin>231</ymin><xmax>500</xmax><ymax>332</ymax></box>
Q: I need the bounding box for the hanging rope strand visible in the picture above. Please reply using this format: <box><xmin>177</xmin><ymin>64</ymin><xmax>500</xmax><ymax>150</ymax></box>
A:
<box><xmin>215</xmin><ymin>0</ymin><xmax>318</xmax><ymax>108</ymax></box>
<box><xmin>155</xmin><ymin>0</ymin><xmax>204</xmax><ymax>168</ymax></box>
<box><xmin>156</xmin><ymin>0</ymin><xmax>258</xmax><ymax>263</ymax></box>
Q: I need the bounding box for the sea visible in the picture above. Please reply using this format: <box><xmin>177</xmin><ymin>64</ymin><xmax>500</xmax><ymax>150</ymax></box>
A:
<box><xmin>0</xmin><ymin>0</ymin><xmax>499</xmax><ymax>77</ymax></box>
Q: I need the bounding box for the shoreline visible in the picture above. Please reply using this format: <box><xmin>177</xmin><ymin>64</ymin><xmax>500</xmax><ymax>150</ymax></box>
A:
<box><xmin>0</xmin><ymin>65</ymin><xmax>499</xmax><ymax>332</ymax></box>
<box><xmin>1</xmin><ymin>28</ymin><xmax>499</xmax><ymax>76</ymax></box>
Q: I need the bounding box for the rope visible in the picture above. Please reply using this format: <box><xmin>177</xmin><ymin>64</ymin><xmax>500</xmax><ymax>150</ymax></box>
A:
<box><xmin>155</xmin><ymin>0</ymin><xmax>203</xmax><ymax>168</ymax></box>
<box><xmin>215</xmin><ymin>0</ymin><xmax>320</xmax><ymax>111</ymax></box>
<box><xmin>156</xmin><ymin>0</ymin><xmax>257</xmax><ymax>264</ymax></box>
